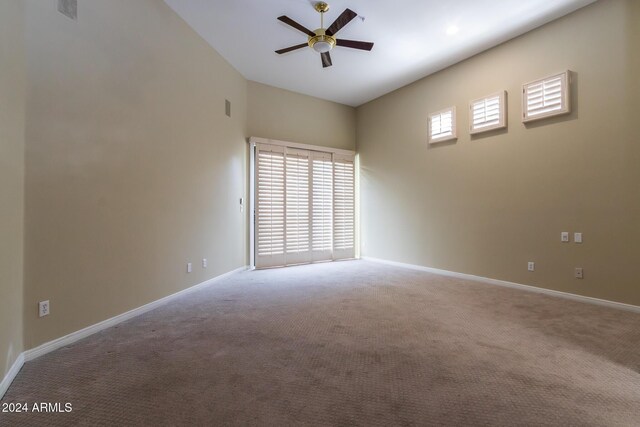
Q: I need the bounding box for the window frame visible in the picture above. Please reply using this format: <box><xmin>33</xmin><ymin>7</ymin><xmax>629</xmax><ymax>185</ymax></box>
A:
<box><xmin>469</xmin><ymin>90</ymin><xmax>507</xmax><ymax>134</ymax></box>
<box><xmin>522</xmin><ymin>71</ymin><xmax>571</xmax><ymax>123</ymax></box>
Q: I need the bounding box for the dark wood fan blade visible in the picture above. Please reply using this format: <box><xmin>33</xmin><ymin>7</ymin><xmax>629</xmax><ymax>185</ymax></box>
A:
<box><xmin>325</xmin><ymin>8</ymin><xmax>357</xmax><ymax>36</ymax></box>
<box><xmin>275</xmin><ymin>43</ymin><xmax>308</xmax><ymax>54</ymax></box>
<box><xmin>321</xmin><ymin>51</ymin><xmax>332</xmax><ymax>68</ymax></box>
<box><xmin>336</xmin><ymin>39</ymin><xmax>374</xmax><ymax>51</ymax></box>
<box><xmin>277</xmin><ymin>15</ymin><xmax>315</xmax><ymax>37</ymax></box>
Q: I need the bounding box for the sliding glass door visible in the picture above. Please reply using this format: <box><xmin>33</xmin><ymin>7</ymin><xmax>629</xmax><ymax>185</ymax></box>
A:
<box><xmin>255</xmin><ymin>143</ymin><xmax>355</xmax><ymax>268</ymax></box>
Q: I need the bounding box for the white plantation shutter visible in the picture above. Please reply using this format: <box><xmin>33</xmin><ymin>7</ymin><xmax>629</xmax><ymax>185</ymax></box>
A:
<box><xmin>333</xmin><ymin>155</ymin><xmax>355</xmax><ymax>260</ymax></box>
<box><xmin>256</xmin><ymin>144</ymin><xmax>285</xmax><ymax>268</ymax></box>
<box><xmin>429</xmin><ymin>107</ymin><xmax>456</xmax><ymax>143</ymax></box>
<box><xmin>311</xmin><ymin>152</ymin><xmax>333</xmax><ymax>262</ymax></box>
<box><xmin>523</xmin><ymin>71</ymin><xmax>570</xmax><ymax>122</ymax></box>
<box><xmin>254</xmin><ymin>143</ymin><xmax>355</xmax><ymax>268</ymax></box>
<box><xmin>285</xmin><ymin>148</ymin><xmax>311</xmax><ymax>265</ymax></box>
<box><xmin>470</xmin><ymin>91</ymin><xmax>506</xmax><ymax>134</ymax></box>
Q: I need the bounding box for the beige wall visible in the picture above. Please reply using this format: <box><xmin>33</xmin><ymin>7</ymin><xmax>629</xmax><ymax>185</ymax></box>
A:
<box><xmin>247</xmin><ymin>81</ymin><xmax>356</xmax><ymax>151</ymax></box>
<box><xmin>0</xmin><ymin>0</ymin><xmax>26</xmax><ymax>378</ymax></box>
<box><xmin>23</xmin><ymin>0</ymin><xmax>248</xmax><ymax>348</ymax></box>
<box><xmin>357</xmin><ymin>0</ymin><xmax>640</xmax><ymax>305</ymax></box>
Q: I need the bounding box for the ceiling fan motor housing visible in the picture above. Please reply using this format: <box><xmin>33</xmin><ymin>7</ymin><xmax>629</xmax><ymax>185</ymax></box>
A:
<box><xmin>309</xmin><ymin>29</ymin><xmax>336</xmax><ymax>53</ymax></box>
<box><xmin>314</xmin><ymin>2</ymin><xmax>330</xmax><ymax>13</ymax></box>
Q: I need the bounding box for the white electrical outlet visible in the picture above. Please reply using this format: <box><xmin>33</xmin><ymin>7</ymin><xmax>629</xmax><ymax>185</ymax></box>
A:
<box><xmin>561</xmin><ymin>232</ymin><xmax>569</xmax><ymax>242</ymax></box>
<box><xmin>202</xmin><ymin>258</ymin><xmax>207</xmax><ymax>268</ymax></box>
<box><xmin>574</xmin><ymin>232</ymin><xmax>582</xmax><ymax>243</ymax></box>
<box><xmin>187</xmin><ymin>263</ymin><xmax>192</xmax><ymax>273</ymax></box>
<box><xmin>527</xmin><ymin>262</ymin><xmax>535</xmax><ymax>272</ymax></box>
<box><xmin>39</xmin><ymin>300</ymin><xmax>50</xmax><ymax>317</ymax></box>
<box><xmin>575</xmin><ymin>267</ymin><xmax>583</xmax><ymax>279</ymax></box>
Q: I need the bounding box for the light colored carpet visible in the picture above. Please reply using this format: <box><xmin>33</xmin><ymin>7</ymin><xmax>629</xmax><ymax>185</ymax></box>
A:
<box><xmin>1</xmin><ymin>260</ymin><xmax>639</xmax><ymax>426</ymax></box>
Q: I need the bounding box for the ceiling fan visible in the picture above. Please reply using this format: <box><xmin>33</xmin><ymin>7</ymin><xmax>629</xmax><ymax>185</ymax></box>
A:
<box><xmin>275</xmin><ymin>2</ymin><xmax>374</xmax><ymax>68</ymax></box>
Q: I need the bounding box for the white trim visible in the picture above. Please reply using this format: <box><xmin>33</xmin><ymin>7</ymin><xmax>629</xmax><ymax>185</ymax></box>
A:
<box><xmin>0</xmin><ymin>353</ymin><xmax>25</xmax><ymax>400</ymax></box>
<box><xmin>23</xmin><ymin>266</ymin><xmax>247</xmax><ymax>362</ymax></box>
<box><xmin>249</xmin><ymin>142</ymin><xmax>256</xmax><ymax>269</ymax></box>
<box><xmin>354</xmin><ymin>154</ymin><xmax>361</xmax><ymax>259</ymax></box>
<box><xmin>249</xmin><ymin>136</ymin><xmax>355</xmax><ymax>157</ymax></box>
<box><xmin>362</xmin><ymin>257</ymin><xmax>640</xmax><ymax>314</ymax></box>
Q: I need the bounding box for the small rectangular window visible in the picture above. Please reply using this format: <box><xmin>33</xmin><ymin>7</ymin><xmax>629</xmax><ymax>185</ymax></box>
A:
<box><xmin>522</xmin><ymin>71</ymin><xmax>570</xmax><ymax>122</ymax></box>
<box><xmin>470</xmin><ymin>91</ymin><xmax>507</xmax><ymax>134</ymax></box>
<box><xmin>429</xmin><ymin>107</ymin><xmax>456</xmax><ymax>143</ymax></box>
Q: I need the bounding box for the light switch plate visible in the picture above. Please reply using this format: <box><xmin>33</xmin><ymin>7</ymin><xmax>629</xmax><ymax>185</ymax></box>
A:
<box><xmin>574</xmin><ymin>232</ymin><xmax>582</xmax><ymax>243</ymax></box>
<box><xmin>561</xmin><ymin>232</ymin><xmax>569</xmax><ymax>242</ymax></box>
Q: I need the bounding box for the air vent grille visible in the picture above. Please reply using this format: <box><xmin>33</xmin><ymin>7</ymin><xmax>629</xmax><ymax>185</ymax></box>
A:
<box><xmin>58</xmin><ymin>0</ymin><xmax>77</xmax><ymax>21</ymax></box>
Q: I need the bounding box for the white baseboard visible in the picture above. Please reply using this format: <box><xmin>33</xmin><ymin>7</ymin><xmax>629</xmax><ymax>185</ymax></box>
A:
<box><xmin>362</xmin><ymin>257</ymin><xmax>640</xmax><ymax>314</ymax></box>
<box><xmin>0</xmin><ymin>353</ymin><xmax>25</xmax><ymax>400</ymax></box>
<box><xmin>23</xmin><ymin>266</ymin><xmax>247</xmax><ymax>362</ymax></box>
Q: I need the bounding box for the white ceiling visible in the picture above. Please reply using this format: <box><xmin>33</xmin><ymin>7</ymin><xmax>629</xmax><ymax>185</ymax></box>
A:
<box><xmin>164</xmin><ymin>0</ymin><xmax>597</xmax><ymax>107</ymax></box>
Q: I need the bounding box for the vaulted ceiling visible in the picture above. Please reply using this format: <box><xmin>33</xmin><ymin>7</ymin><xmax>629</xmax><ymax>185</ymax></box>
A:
<box><xmin>164</xmin><ymin>0</ymin><xmax>597</xmax><ymax>106</ymax></box>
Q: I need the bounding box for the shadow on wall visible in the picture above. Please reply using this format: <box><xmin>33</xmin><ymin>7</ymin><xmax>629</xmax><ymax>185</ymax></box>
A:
<box><xmin>470</xmin><ymin>127</ymin><xmax>509</xmax><ymax>141</ymax></box>
<box><xmin>427</xmin><ymin>139</ymin><xmax>458</xmax><ymax>150</ymax></box>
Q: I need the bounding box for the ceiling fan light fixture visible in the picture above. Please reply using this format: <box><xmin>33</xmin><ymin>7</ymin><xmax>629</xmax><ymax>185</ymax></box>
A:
<box><xmin>313</xmin><ymin>40</ymin><xmax>332</xmax><ymax>53</ymax></box>
<box><xmin>309</xmin><ymin>32</ymin><xmax>336</xmax><ymax>53</ymax></box>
